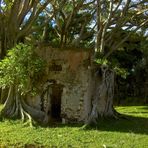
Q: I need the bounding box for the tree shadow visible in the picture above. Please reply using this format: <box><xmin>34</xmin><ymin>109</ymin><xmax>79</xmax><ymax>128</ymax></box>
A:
<box><xmin>35</xmin><ymin>114</ymin><xmax>148</xmax><ymax>135</ymax></box>
<box><xmin>83</xmin><ymin>115</ymin><xmax>148</xmax><ymax>135</ymax></box>
<box><xmin>141</xmin><ymin>106</ymin><xmax>148</xmax><ymax>109</ymax></box>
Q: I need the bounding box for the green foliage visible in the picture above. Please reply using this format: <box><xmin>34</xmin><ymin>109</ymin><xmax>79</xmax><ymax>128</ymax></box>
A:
<box><xmin>113</xmin><ymin>66</ymin><xmax>128</xmax><ymax>79</ymax></box>
<box><xmin>94</xmin><ymin>57</ymin><xmax>128</xmax><ymax>78</ymax></box>
<box><xmin>141</xmin><ymin>38</ymin><xmax>148</xmax><ymax>56</ymax></box>
<box><xmin>95</xmin><ymin>58</ymin><xmax>108</xmax><ymax>65</ymax></box>
<box><xmin>0</xmin><ymin>43</ymin><xmax>45</xmax><ymax>95</ymax></box>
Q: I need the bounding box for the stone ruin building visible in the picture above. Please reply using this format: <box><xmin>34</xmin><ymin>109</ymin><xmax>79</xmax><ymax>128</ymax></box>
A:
<box><xmin>27</xmin><ymin>47</ymin><xmax>92</xmax><ymax>123</ymax></box>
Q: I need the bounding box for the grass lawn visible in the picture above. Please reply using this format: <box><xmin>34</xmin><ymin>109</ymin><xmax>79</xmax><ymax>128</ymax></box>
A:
<box><xmin>0</xmin><ymin>106</ymin><xmax>148</xmax><ymax>148</ymax></box>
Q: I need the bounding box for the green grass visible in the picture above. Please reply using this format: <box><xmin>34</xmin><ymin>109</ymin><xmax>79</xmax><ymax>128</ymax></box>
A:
<box><xmin>0</xmin><ymin>106</ymin><xmax>148</xmax><ymax>148</ymax></box>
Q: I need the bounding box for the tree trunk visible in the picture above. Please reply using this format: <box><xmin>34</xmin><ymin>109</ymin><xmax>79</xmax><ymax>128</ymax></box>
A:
<box><xmin>0</xmin><ymin>88</ymin><xmax>9</xmax><ymax>104</ymax></box>
<box><xmin>86</xmin><ymin>64</ymin><xmax>117</xmax><ymax>125</ymax></box>
<box><xmin>0</xmin><ymin>30</ymin><xmax>17</xmax><ymax>59</ymax></box>
<box><xmin>1</xmin><ymin>86</ymin><xmax>19</xmax><ymax>118</ymax></box>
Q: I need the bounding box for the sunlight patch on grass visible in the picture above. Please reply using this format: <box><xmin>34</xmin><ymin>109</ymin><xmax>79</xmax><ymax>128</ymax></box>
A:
<box><xmin>116</xmin><ymin>106</ymin><xmax>148</xmax><ymax>118</ymax></box>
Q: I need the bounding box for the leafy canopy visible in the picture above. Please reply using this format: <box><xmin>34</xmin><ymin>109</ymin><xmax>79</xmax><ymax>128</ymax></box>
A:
<box><xmin>0</xmin><ymin>43</ymin><xmax>45</xmax><ymax>95</ymax></box>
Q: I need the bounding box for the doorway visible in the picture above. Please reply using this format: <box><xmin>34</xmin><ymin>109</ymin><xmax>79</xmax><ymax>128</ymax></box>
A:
<box><xmin>50</xmin><ymin>83</ymin><xmax>63</xmax><ymax>121</ymax></box>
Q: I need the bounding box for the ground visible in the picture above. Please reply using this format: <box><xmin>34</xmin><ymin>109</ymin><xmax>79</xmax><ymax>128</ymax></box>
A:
<box><xmin>0</xmin><ymin>106</ymin><xmax>148</xmax><ymax>148</ymax></box>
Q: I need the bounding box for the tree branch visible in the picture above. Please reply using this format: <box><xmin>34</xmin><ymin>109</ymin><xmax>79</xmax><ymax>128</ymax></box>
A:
<box><xmin>99</xmin><ymin>0</ymin><xmax>113</xmax><ymax>53</ymax></box>
<box><xmin>17</xmin><ymin>0</ymin><xmax>51</xmax><ymax>39</ymax></box>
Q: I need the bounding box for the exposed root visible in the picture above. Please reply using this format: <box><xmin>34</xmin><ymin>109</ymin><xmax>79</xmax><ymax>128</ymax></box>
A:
<box><xmin>23</xmin><ymin>110</ymin><xmax>33</xmax><ymax>127</ymax></box>
<box><xmin>0</xmin><ymin>85</ymin><xmax>46</xmax><ymax>125</ymax></box>
<box><xmin>113</xmin><ymin>109</ymin><xmax>130</xmax><ymax>120</ymax></box>
<box><xmin>20</xmin><ymin>103</ymin><xmax>25</xmax><ymax>122</ymax></box>
<box><xmin>21</xmin><ymin>97</ymin><xmax>45</xmax><ymax>123</ymax></box>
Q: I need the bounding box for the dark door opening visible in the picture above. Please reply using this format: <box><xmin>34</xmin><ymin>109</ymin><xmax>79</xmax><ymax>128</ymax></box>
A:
<box><xmin>50</xmin><ymin>83</ymin><xmax>63</xmax><ymax>121</ymax></box>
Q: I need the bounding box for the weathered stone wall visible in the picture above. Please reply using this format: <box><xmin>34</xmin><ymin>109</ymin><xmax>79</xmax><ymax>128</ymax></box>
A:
<box><xmin>28</xmin><ymin>47</ymin><xmax>91</xmax><ymax>123</ymax></box>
